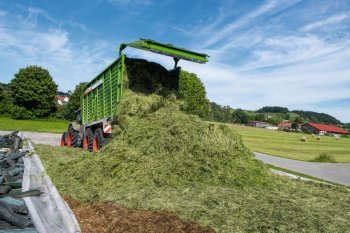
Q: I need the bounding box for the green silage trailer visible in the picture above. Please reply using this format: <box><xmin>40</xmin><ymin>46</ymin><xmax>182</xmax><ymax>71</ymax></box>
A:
<box><xmin>61</xmin><ymin>39</ymin><xmax>209</xmax><ymax>152</ymax></box>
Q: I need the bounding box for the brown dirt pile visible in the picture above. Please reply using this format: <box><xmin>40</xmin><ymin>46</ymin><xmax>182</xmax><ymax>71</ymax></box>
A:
<box><xmin>65</xmin><ymin>196</ymin><xmax>215</xmax><ymax>233</ymax></box>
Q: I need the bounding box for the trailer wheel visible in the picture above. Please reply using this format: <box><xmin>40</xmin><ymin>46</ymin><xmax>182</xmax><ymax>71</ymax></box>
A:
<box><xmin>67</xmin><ymin>126</ymin><xmax>79</xmax><ymax>147</ymax></box>
<box><xmin>93</xmin><ymin>128</ymin><xmax>105</xmax><ymax>153</ymax></box>
<box><xmin>83</xmin><ymin>128</ymin><xmax>93</xmax><ymax>152</ymax></box>
<box><xmin>61</xmin><ymin>132</ymin><xmax>67</xmax><ymax>146</ymax></box>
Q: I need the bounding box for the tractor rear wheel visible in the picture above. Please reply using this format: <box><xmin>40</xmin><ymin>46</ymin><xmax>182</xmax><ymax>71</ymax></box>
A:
<box><xmin>83</xmin><ymin>128</ymin><xmax>93</xmax><ymax>152</ymax></box>
<box><xmin>67</xmin><ymin>126</ymin><xmax>79</xmax><ymax>147</ymax></box>
<box><xmin>93</xmin><ymin>128</ymin><xmax>105</xmax><ymax>153</ymax></box>
<box><xmin>61</xmin><ymin>132</ymin><xmax>67</xmax><ymax>146</ymax></box>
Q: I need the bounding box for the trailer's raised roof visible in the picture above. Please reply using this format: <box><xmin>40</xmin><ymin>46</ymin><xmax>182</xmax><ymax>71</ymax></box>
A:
<box><xmin>119</xmin><ymin>38</ymin><xmax>209</xmax><ymax>64</ymax></box>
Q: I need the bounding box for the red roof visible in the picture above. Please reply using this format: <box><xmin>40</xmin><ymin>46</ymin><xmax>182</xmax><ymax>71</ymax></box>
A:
<box><xmin>56</xmin><ymin>95</ymin><xmax>69</xmax><ymax>104</ymax></box>
<box><xmin>307</xmin><ymin>123</ymin><xmax>349</xmax><ymax>134</ymax></box>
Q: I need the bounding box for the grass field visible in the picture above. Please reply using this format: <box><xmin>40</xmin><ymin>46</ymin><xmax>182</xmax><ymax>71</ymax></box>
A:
<box><xmin>228</xmin><ymin>124</ymin><xmax>350</xmax><ymax>163</ymax></box>
<box><xmin>0</xmin><ymin>117</ymin><xmax>69</xmax><ymax>133</ymax></box>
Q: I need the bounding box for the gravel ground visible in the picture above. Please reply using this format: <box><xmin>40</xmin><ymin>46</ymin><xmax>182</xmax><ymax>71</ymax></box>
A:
<box><xmin>0</xmin><ymin>131</ymin><xmax>61</xmax><ymax>147</ymax></box>
<box><xmin>255</xmin><ymin>152</ymin><xmax>350</xmax><ymax>186</ymax></box>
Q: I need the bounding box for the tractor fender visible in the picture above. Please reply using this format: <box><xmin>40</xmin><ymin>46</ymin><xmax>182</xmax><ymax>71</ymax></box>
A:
<box><xmin>68</xmin><ymin>122</ymin><xmax>81</xmax><ymax>132</ymax></box>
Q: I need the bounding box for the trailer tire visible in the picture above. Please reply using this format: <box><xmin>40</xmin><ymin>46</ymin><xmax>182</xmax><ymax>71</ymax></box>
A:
<box><xmin>61</xmin><ymin>132</ymin><xmax>67</xmax><ymax>146</ymax></box>
<box><xmin>67</xmin><ymin>126</ymin><xmax>79</xmax><ymax>147</ymax></box>
<box><xmin>93</xmin><ymin>128</ymin><xmax>105</xmax><ymax>153</ymax></box>
<box><xmin>83</xmin><ymin>128</ymin><xmax>93</xmax><ymax>152</ymax></box>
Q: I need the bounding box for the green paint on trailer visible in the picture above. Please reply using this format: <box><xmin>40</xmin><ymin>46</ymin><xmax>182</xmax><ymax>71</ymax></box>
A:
<box><xmin>119</xmin><ymin>39</ymin><xmax>209</xmax><ymax>64</ymax></box>
<box><xmin>81</xmin><ymin>40</ymin><xmax>208</xmax><ymax>125</ymax></box>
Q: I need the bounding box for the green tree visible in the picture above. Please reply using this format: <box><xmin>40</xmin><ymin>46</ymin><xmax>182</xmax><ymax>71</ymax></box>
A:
<box><xmin>254</xmin><ymin>113</ymin><xmax>265</xmax><ymax>121</ymax></box>
<box><xmin>310</xmin><ymin>116</ymin><xmax>319</xmax><ymax>123</ymax></box>
<box><xmin>0</xmin><ymin>85</ymin><xmax>13</xmax><ymax>116</ymax></box>
<box><xmin>291</xmin><ymin>122</ymin><xmax>299</xmax><ymax>129</ymax></box>
<box><xmin>232</xmin><ymin>108</ymin><xmax>249</xmax><ymax>124</ymax></box>
<box><xmin>10</xmin><ymin>66</ymin><xmax>57</xmax><ymax>118</ymax></box>
<box><xmin>0</xmin><ymin>85</ymin><xmax>5</xmax><ymax>101</ymax></box>
<box><xmin>66</xmin><ymin>82</ymin><xmax>88</xmax><ymax>120</ymax></box>
<box><xmin>257</xmin><ymin>106</ymin><xmax>289</xmax><ymax>113</ymax></box>
<box><xmin>294</xmin><ymin>116</ymin><xmax>305</xmax><ymax>124</ymax></box>
<box><xmin>267</xmin><ymin>118</ymin><xmax>279</xmax><ymax>126</ymax></box>
<box><xmin>206</xmin><ymin>102</ymin><xmax>233</xmax><ymax>123</ymax></box>
<box><xmin>179</xmin><ymin>71</ymin><xmax>210</xmax><ymax>118</ymax></box>
<box><xmin>291</xmin><ymin>110</ymin><xmax>340</xmax><ymax>125</ymax></box>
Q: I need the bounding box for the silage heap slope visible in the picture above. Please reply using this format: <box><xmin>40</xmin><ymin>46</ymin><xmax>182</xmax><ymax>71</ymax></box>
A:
<box><xmin>102</xmin><ymin>90</ymin><xmax>271</xmax><ymax>187</ymax></box>
<box><xmin>37</xmin><ymin>90</ymin><xmax>350</xmax><ymax>232</ymax></box>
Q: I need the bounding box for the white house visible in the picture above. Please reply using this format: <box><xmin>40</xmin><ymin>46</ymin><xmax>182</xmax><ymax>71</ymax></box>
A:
<box><xmin>56</xmin><ymin>96</ymin><xmax>69</xmax><ymax>105</ymax></box>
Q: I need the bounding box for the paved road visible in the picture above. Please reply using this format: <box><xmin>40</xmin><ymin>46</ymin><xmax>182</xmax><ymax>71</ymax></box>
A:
<box><xmin>0</xmin><ymin>130</ymin><xmax>61</xmax><ymax>147</ymax></box>
<box><xmin>255</xmin><ymin>152</ymin><xmax>350</xmax><ymax>186</ymax></box>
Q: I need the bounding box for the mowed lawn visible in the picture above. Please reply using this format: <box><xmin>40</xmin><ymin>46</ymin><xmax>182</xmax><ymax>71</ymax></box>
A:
<box><xmin>0</xmin><ymin>117</ymin><xmax>69</xmax><ymax>134</ymax></box>
<box><xmin>228</xmin><ymin>124</ymin><xmax>350</xmax><ymax>163</ymax></box>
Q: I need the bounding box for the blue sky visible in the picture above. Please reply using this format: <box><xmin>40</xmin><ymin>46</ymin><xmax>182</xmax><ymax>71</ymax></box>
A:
<box><xmin>0</xmin><ymin>0</ymin><xmax>350</xmax><ymax>122</ymax></box>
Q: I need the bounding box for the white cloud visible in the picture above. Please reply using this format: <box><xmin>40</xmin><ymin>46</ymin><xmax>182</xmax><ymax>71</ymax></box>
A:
<box><xmin>201</xmin><ymin>0</ymin><xmax>301</xmax><ymax>48</ymax></box>
<box><xmin>0</xmin><ymin>7</ymin><xmax>115</xmax><ymax>91</ymax></box>
<box><xmin>239</xmin><ymin>35</ymin><xmax>346</xmax><ymax>71</ymax></box>
<box><xmin>65</xmin><ymin>20</ymin><xmax>89</xmax><ymax>32</ymax></box>
<box><xmin>106</xmin><ymin>0</ymin><xmax>153</xmax><ymax>14</ymax></box>
<box><xmin>107</xmin><ymin>0</ymin><xmax>152</xmax><ymax>5</ymax></box>
<box><xmin>164</xmin><ymin>1</ymin><xmax>350</xmax><ymax>122</ymax></box>
<box><xmin>301</xmin><ymin>13</ymin><xmax>349</xmax><ymax>31</ymax></box>
<box><xmin>40</xmin><ymin>30</ymin><xmax>69</xmax><ymax>52</ymax></box>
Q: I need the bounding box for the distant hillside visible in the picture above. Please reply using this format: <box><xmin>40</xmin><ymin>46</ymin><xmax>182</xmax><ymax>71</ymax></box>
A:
<box><xmin>291</xmin><ymin>110</ymin><xmax>341</xmax><ymax>125</ymax></box>
<box><xmin>57</xmin><ymin>91</ymin><xmax>70</xmax><ymax>96</ymax></box>
<box><xmin>257</xmin><ymin>106</ymin><xmax>289</xmax><ymax>114</ymax></box>
<box><xmin>208</xmin><ymin>104</ymin><xmax>345</xmax><ymax>126</ymax></box>
<box><xmin>0</xmin><ymin>83</ymin><xmax>9</xmax><ymax>89</ymax></box>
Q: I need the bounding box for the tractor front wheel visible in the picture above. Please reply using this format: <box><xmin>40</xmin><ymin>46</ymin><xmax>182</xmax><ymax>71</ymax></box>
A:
<box><xmin>67</xmin><ymin>126</ymin><xmax>79</xmax><ymax>147</ymax></box>
<box><xmin>93</xmin><ymin>128</ymin><xmax>105</xmax><ymax>153</ymax></box>
<box><xmin>83</xmin><ymin>128</ymin><xmax>93</xmax><ymax>152</ymax></box>
<box><xmin>61</xmin><ymin>132</ymin><xmax>67</xmax><ymax>146</ymax></box>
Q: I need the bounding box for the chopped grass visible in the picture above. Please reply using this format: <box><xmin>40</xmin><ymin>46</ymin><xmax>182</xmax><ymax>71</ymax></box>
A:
<box><xmin>227</xmin><ymin>124</ymin><xmax>350</xmax><ymax>162</ymax></box>
<box><xmin>312</xmin><ymin>153</ymin><xmax>336</xmax><ymax>163</ymax></box>
<box><xmin>0</xmin><ymin>117</ymin><xmax>69</xmax><ymax>133</ymax></box>
<box><xmin>36</xmin><ymin>91</ymin><xmax>350</xmax><ymax>232</ymax></box>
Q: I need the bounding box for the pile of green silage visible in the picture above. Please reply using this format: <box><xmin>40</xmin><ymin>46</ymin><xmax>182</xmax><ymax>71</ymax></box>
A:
<box><xmin>40</xmin><ymin>91</ymin><xmax>272</xmax><ymax>192</ymax></box>
<box><xmin>37</xmin><ymin>90</ymin><xmax>350</xmax><ymax>232</ymax></box>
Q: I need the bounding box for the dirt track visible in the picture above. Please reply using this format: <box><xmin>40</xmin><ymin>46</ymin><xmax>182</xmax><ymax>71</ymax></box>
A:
<box><xmin>65</xmin><ymin>197</ymin><xmax>215</xmax><ymax>233</ymax></box>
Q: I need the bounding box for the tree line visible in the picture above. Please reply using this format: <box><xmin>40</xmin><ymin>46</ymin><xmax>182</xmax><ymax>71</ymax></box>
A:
<box><xmin>0</xmin><ymin>66</ymin><xmax>211</xmax><ymax>121</ymax></box>
<box><xmin>206</xmin><ymin>104</ymin><xmax>346</xmax><ymax>127</ymax></box>
<box><xmin>1</xmin><ymin>66</ymin><xmax>346</xmax><ymax>129</ymax></box>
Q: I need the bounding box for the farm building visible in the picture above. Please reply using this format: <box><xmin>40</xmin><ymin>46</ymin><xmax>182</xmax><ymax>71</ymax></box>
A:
<box><xmin>301</xmin><ymin>123</ymin><xmax>349</xmax><ymax>136</ymax></box>
<box><xmin>56</xmin><ymin>95</ymin><xmax>69</xmax><ymax>105</ymax></box>
<box><xmin>249</xmin><ymin>121</ymin><xmax>273</xmax><ymax>128</ymax></box>
<box><xmin>278</xmin><ymin>121</ymin><xmax>292</xmax><ymax>128</ymax></box>
<box><xmin>278</xmin><ymin>121</ymin><xmax>301</xmax><ymax>129</ymax></box>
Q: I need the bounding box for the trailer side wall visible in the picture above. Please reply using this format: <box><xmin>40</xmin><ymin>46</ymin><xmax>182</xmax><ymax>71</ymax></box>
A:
<box><xmin>81</xmin><ymin>55</ymin><xmax>125</xmax><ymax>124</ymax></box>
